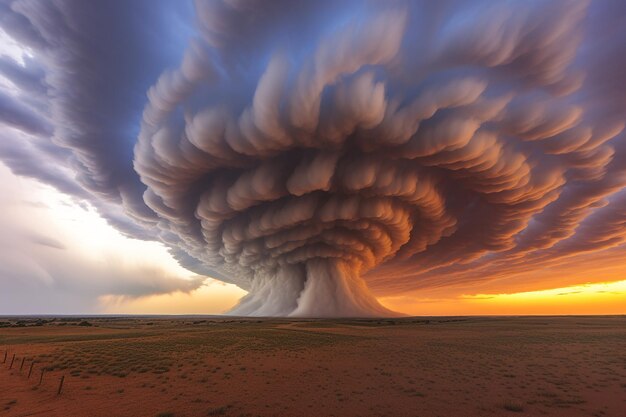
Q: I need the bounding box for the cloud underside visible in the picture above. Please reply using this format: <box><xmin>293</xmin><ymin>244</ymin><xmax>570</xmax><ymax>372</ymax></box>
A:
<box><xmin>1</xmin><ymin>0</ymin><xmax>626</xmax><ymax>316</ymax></box>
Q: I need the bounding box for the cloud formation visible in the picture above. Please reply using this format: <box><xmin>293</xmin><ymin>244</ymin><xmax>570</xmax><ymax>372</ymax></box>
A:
<box><xmin>0</xmin><ymin>164</ymin><xmax>205</xmax><ymax>315</ymax></box>
<box><xmin>1</xmin><ymin>0</ymin><xmax>625</xmax><ymax>316</ymax></box>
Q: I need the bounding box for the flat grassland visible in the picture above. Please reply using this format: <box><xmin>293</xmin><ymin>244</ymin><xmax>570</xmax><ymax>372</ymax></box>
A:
<box><xmin>0</xmin><ymin>316</ymin><xmax>624</xmax><ymax>417</ymax></box>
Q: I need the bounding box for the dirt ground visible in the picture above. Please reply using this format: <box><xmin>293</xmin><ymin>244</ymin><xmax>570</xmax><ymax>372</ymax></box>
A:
<box><xmin>0</xmin><ymin>316</ymin><xmax>624</xmax><ymax>417</ymax></box>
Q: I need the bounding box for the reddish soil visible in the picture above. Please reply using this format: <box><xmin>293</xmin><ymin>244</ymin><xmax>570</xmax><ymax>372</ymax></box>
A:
<box><xmin>0</xmin><ymin>316</ymin><xmax>624</xmax><ymax>417</ymax></box>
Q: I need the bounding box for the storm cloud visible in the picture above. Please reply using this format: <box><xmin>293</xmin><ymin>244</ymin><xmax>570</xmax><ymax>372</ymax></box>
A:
<box><xmin>1</xmin><ymin>0</ymin><xmax>626</xmax><ymax>316</ymax></box>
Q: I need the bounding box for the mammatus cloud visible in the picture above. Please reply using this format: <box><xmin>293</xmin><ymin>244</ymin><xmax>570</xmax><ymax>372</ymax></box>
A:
<box><xmin>1</xmin><ymin>0</ymin><xmax>626</xmax><ymax>316</ymax></box>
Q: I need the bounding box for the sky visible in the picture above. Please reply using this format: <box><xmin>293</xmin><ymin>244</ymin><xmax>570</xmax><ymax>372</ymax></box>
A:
<box><xmin>0</xmin><ymin>0</ymin><xmax>625</xmax><ymax>316</ymax></box>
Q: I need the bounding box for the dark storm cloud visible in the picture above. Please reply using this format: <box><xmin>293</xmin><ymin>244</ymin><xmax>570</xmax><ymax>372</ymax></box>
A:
<box><xmin>0</xmin><ymin>0</ymin><xmax>204</xmax><ymax>304</ymax></box>
<box><xmin>2</xmin><ymin>0</ymin><xmax>626</xmax><ymax>316</ymax></box>
<box><xmin>0</xmin><ymin>54</ymin><xmax>45</xmax><ymax>94</ymax></box>
<box><xmin>0</xmin><ymin>89</ymin><xmax>51</xmax><ymax>135</ymax></box>
<box><xmin>0</xmin><ymin>1</ymin><xmax>47</xmax><ymax>50</ymax></box>
<box><xmin>1</xmin><ymin>0</ymin><xmax>194</xmax><ymax>228</ymax></box>
<box><xmin>0</xmin><ymin>131</ymin><xmax>87</xmax><ymax>198</ymax></box>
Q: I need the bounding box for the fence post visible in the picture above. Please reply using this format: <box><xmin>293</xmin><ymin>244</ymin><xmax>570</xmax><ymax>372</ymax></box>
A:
<box><xmin>57</xmin><ymin>375</ymin><xmax>65</xmax><ymax>395</ymax></box>
<box><xmin>9</xmin><ymin>354</ymin><xmax>15</xmax><ymax>369</ymax></box>
<box><xmin>20</xmin><ymin>357</ymin><xmax>25</xmax><ymax>371</ymax></box>
<box><xmin>38</xmin><ymin>369</ymin><xmax>45</xmax><ymax>386</ymax></box>
<box><xmin>28</xmin><ymin>361</ymin><xmax>35</xmax><ymax>378</ymax></box>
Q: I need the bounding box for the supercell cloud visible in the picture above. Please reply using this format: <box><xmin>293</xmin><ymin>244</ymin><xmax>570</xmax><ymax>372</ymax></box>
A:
<box><xmin>1</xmin><ymin>0</ymin><xmax>626</xmax><ymax>316</ymax></box>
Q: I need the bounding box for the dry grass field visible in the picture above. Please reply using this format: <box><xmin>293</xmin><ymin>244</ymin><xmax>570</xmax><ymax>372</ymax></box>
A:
<box><xmin>0</xmin><ymin>316</ymin><xmax>624</xmax><ymax>417</ymax></box>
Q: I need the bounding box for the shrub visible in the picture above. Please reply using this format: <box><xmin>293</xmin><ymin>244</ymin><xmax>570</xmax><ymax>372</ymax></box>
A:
<box><xmin>504</xmin><ymin>400</ymin><xmax>524</xmax><ymax>412</ymax></box>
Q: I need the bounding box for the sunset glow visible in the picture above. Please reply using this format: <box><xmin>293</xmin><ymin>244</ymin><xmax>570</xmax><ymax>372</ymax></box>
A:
<box><xmin>380</xmin><ymin>280</ymin><xmax>626</xmax><ymax>316</ymax></box>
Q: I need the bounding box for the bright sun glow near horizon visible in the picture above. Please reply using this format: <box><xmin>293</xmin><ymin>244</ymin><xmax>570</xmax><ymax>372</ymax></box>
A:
<box><xmin>380</xmin><ymin>280</ymin><xmax>626</xmax><ymax>316</ymax></box>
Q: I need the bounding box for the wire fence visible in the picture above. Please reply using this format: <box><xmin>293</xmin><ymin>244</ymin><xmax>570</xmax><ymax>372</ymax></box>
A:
<box><xmin>1</xmin><ymin>348</ymin><xmax>65</xmax><ymax>396</ymax></box>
